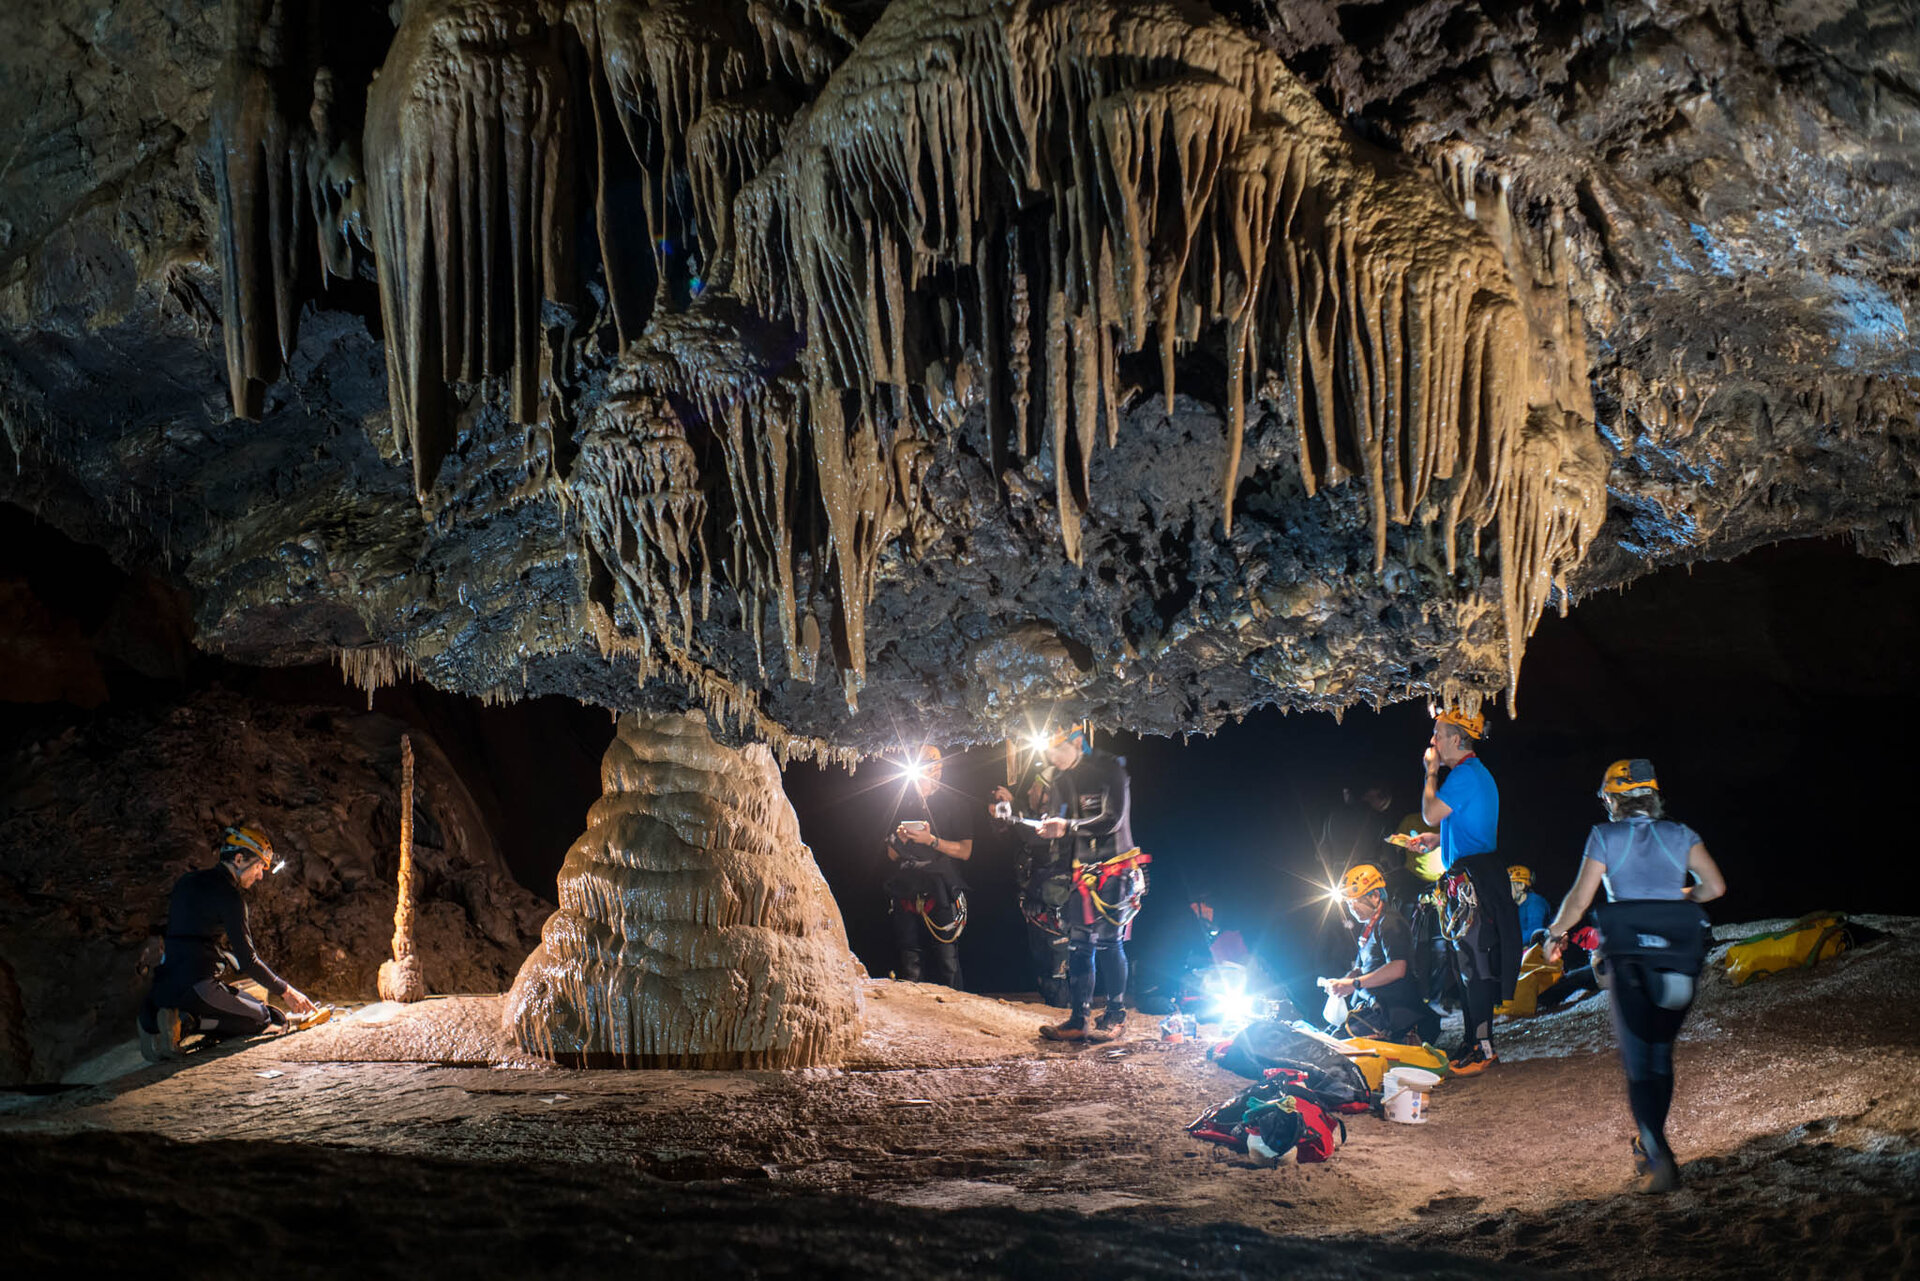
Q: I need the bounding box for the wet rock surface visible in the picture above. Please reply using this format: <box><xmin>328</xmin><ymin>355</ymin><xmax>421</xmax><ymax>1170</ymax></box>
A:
<box><xmin>1</xmin><ymin>2</ymin><xmax>1913</xmax><ymax>752</ymax></box>
<box><xmin>3</xmin><ymin>922</ymin><xmax>1915</xmax><ymax>1277</ymax></box>
<box><xmin>0</xmin><ymin>687</ymin><xmax>550</xmax><ymax>1083</ymax></box>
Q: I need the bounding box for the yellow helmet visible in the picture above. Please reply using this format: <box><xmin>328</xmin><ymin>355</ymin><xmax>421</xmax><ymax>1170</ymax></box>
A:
<box><xmin>1600</xmin><ymin>758</ymin><xmax>1659</xmax><ymax>796</ymax></box>
<box><xmin>1340</xmin><ymin>863</ymin><xmax>1387</xmax><ymax>901</ymax></box>
<box><xmin>919</xmin><ymin>744</ymin><xmax>943</xmax><ymax>764</ymax></box>
<box><xmin>1507</xmin><ymin>864</ymin><xmax>1533</xmax><ymax>889</ymax></box>
<box><xmin>220</xmin><ymin>824</ymin><xmax>275</xmax><ymax>866</ymax></box>
<box><xmin>1431</xmin><ymin>705</ymin><xmax>1486</xmax><ymax>740</ymax></box>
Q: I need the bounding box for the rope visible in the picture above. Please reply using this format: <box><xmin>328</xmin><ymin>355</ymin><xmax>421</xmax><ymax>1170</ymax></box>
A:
<box><xmin>916</xmin><ymin>892</ymin><xmax>968</xmax><ymax>943</ymax></box>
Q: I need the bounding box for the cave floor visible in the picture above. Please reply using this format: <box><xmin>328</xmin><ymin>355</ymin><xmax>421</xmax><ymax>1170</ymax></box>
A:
<box><xmin>4</xmin><ymin>920</ymin><xmax>1918</xmax><ymax>1278</ymax></box>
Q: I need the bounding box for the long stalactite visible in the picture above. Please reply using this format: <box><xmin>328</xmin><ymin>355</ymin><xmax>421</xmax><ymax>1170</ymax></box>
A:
<box><xmin>364</xmin><ymin>0</ymin><xmax>579</xmax><ymax>497</ymax></box>
<box><xmin>216</xmin><ymin>0</ymin><xmax>1610</xmax><ymax>725</ymax></box>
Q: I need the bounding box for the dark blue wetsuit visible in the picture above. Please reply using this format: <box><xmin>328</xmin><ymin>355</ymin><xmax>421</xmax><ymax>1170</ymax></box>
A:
<box><xmin>1043</xmin><ymin>750</ymin><xmax>1134</xmax><ymax>1025</ymax></box>
<box><xmin>141</xmin><ymin>865</ymin><xmax>290</xmax><ymax>1037</ymax></box>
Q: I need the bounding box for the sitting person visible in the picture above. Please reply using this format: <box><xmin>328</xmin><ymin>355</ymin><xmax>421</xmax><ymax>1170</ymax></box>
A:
<box><xmin>139</xmin><ymin>825</ymin><xmax>316</xmax><ymax>1060</ymax></box>
<box><xmin>1321</xmin><ymin>863</ymin><xmax>1441</xmax><ymax>1045</ymax></box>
<box><xmin>1510</xmin><ymin>864</ymin><xmax>1550</xmax><ymax>939</ymax></box>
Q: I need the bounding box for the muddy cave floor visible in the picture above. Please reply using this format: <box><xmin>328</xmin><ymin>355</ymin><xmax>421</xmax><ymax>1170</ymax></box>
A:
<box><xmin>4</xmin><ymin>921</ymin><xmax>1918</xmax><ymax>1279</ymax></box>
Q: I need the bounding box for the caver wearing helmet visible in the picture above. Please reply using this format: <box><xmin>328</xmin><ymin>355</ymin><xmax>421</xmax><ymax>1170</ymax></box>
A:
<box><xmin>1508</xmin><ymin>864</ymin><xmax>1550</xmax><ymax>940</ymax></box>
<box><xmin>1418</xmin><ymin>702</ymin><xmax>1510</xmax><ymax>1075</ymax></box>
<box><xmin>1599</xmin><ymin>759</ymin><xmax>1664</xmax><ymax>818</ymax></box>
<box><xmin>886</xmin><ymin>744</ymin><xmax>975</xmax><ymax>991</ymax></box>
<box><xmin>138</xmin><ymin>823</ymin><xmax>316</xmax><ymax>1062</ymax></box>
<box><xmin>1026</xmin><ymin>724</ymin><xmax>1140</xmax><ymax>1044</ymax></box>
<box><xmin>1542</xmin><ymin>758</ymin><xmax>1729</xmax><ymax>1194</ymax></box>
<box><xmin>1320</xmin><ymin>863</ymin><xmax>1441</xmax><ymax>1045</ymax></box>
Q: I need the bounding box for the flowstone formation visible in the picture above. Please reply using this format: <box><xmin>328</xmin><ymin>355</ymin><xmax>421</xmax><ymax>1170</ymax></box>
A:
<box><xmin>504</xmin><ymin>709</ymin><xmax>864</xmax><ymax>1067</ymax></box>
<box><xmin>2</xmin><ymin>0</ymin><xmax>1917</xmax><ymax>750</ymax></box>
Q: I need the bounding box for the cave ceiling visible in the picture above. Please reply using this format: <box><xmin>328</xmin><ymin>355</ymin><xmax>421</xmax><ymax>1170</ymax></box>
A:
<box><xmin>1</xmin><ymin>0</ymin><xmax>1916</xmax><ymax>756</ymax></box>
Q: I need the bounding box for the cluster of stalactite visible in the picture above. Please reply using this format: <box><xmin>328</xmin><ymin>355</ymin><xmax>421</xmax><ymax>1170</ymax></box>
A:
<box><xmin>503</xmin><ymin>709</ymin><xmax>865</xmax><ymax>1067</ymax></box>
<box><xmin>214</xmin><ymin>0</ymin><xmax>1607</xmax><ymax>718</ymax></box>
<box><xmin>211</xmin><ymin>0</ymin><xmax>371</xmax><ymax>419</ymax></box>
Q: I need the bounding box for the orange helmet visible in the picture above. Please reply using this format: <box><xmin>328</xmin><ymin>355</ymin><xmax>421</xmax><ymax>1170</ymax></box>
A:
<box><xmin>219</xmin><ymin>824</ymin><xmax>283</xmax><ymax>873</ymax></box>
<box><xmin>1600</xmin><ymin>759</ymin><xmax>1658</xmax><ymax>797</ymax></box>
<box><xmin>1340</xmin><ymin>863</ymin><xmax>1387</xmax><ymax>902</ymax></box>
<box><xmin>1431</xmin><ymin>705</ymin><xmax>1486</xmax><ymax>740</ymax></box>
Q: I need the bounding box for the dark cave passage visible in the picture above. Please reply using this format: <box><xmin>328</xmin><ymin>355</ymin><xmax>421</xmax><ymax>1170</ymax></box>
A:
<box><xmin>789</xmin><ymin>536</ymin><xmax>1920</xmax><ymax>995</ymax></box>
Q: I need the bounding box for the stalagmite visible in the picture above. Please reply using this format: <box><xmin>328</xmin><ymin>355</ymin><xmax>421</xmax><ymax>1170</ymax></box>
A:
<box><xmin>504</xmin><ymin>710</ymin><xmax>865</xmax><ymax>1067</ymax></box>
<box><xmin>377</xmin><ymin>734</ymin><xmax>428</xmax><ymax>1003</ymax></box>
<box><xmin>364</xmin><ymin>0</ymin><xmax>578</xmax><ymax>497</ymax></box>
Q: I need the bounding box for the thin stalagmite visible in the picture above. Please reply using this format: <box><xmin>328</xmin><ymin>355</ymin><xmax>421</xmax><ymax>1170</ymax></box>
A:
<box><xmin>377</xmin><ymin>733</ymin><xmax>427</xmax><ymax>1003</ymax></box>
<box><xmin>504</xmin><ymin>710</ymin><xmax>864</xmax><ymax>1067</ymax></box>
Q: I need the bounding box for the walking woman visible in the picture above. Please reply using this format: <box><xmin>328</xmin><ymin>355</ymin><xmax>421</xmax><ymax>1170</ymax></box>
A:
<box><xmin>1544</xmin><ymin>759</ymin><xmax>1727</xmax><ymax>1193</ymax></box>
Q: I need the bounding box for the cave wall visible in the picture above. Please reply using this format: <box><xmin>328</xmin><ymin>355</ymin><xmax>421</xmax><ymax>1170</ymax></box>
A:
<box><xmin>0</xmin><ymin>1</ymin><xmax>1914</xmax><ymax>757</ymax></box>
<box><xmin>0</xmin><ymin>685</ymin><xmax>552</xmax><ymax>1082</ymax></box>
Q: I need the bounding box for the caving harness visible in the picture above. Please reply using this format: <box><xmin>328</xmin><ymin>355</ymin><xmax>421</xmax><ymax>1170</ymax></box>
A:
<box><xmin>1434</xmin><ymin>868</ymin><xmax>1479</xmax><ymax>943</ymax></box>
<box><xmin>898</xmin><ymin>890</ymin><xmax>969</xmax><ymax>943</ymax></box>
<box><xmin>1072</xmin><ymin>847</ymin><xmax>1152</xmax><ymax>930</ymax></box>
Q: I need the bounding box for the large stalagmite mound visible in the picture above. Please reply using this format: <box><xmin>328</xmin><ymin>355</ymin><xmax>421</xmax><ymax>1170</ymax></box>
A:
<box><xmin>504</xmin><ymin>709</ymin><xmax>864</xmax><ymax>1067</ymax></box>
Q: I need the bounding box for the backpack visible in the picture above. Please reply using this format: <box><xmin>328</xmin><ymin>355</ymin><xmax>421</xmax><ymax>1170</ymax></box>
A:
<box><xmin>1210</xmin><ymin>1020</ymin><xmax>1375</xmax><ymax>1110</ymax></box>
<box><xmin>1290</xmin><ymin>1092</ymin><xmax>1347</xmax><ymax>1162</ymax></box>
<box><xmin>1261</xmin><ymin>1065</ymin><xmax>1375</xmax><ymax>1116</ymax></box>
<box><xmin>1186</xmin><ymin>1078</ymin><xmax>1346</xmax><ymax>1165</ymax></box>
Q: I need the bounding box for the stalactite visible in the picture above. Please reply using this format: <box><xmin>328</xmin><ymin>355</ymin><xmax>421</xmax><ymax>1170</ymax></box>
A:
<box><xmin>573</xmin><ymin>388</ymin><xmax>713</xmax><ymax>658</ymax></box>
<box><xmin>335</xmin><ymin>645</ymin><xmax>415</xmax><ymax>709</ymax></box>
<box><xmin>503</xmin><ymin>709</ymin><xmax>865</xmax><ymax>1067</ymax></box>
<box><xmin>364</xmin><ymin>0</ymin><xmax>578</xmax><ymax>497</ymax></box>
<box><xmin>718</xmin><ymin>0</ymin><xmax>1603</xmax><ymax>701</ymax></box>
<box><xmin>211</xmin><ymin>0</ymin><xmax>319</xmax><ymax>420</ymax></box>
<box><xmin>377</xmin><ymin>733</ymin><xmax>428</xmax><ymax>1003</ymax></box>
<box><xmin>807</xmin><ymin>384</ymin><xmax>903</xmax><ymax>706</ymax></box>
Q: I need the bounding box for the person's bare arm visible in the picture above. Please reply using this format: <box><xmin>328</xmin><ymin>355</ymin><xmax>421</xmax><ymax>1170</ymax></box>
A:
<box><xmin>1330</xmin><ymin>958</ymin><xmax>1408</xmax><ymax>996</ymax></box>
<box><xmin>1420</xmin><ymin>749</ymin><xmax>1452</xmax><ymax>825</ymax></box>
<box><xmin>1544</xmin><ymin>857</ymin><xmax>1608</xmax><ymax>962</ymax></box>
<box><xmin>1684</xmin><ymin>842</ymin><xmax>1726</xmax><ymax>903</ymax></box>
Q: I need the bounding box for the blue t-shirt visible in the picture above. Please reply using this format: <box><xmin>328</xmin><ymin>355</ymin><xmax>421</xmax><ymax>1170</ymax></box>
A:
<box><xmin>1437</xmin><ymin>755</ymin><xmax>1498</xmax><ymax>869</ymax></box>
<box><xmin>1583</xmin><ymin>816</ymin><xmax>1701</xmax><ymax>900</ymax></box>
<box><xmin>1516</xmin><ymin>890</ymin><xmax>1549</xmax><ymax>940</ymax></box>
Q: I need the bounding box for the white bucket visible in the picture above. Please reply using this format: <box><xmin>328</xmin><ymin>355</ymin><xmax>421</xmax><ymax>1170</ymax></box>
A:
<box><xmin>1381</xmin><ymin>1067</ymin><xmax>1440</xmax><ymax>1124</ymax></box>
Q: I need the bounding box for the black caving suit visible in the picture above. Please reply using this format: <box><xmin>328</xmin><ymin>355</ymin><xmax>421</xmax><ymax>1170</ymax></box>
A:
<box><xmin>992</xmin><ymin>765</ymin><xmax>1072</xmax><ymax>1006</ymax></box>
<box><xmin>139</xmin><ymin>864</ymin><xmax>291</xmax><ymax>1038</ymax></box>
<box><xmin>1450</xmin><ymin>851</ymin><xmax>1523</xmax><ymax>1047</ymax></box>
<box><xmin>1030</xmin><ymin>749</ymin><xmax>1134</xmax><ymax>1025</ymax></box>
<box><xmin>885</xmin><ymin>787</ymin><xmax>974</xmax><ymax>988</ymax></box>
